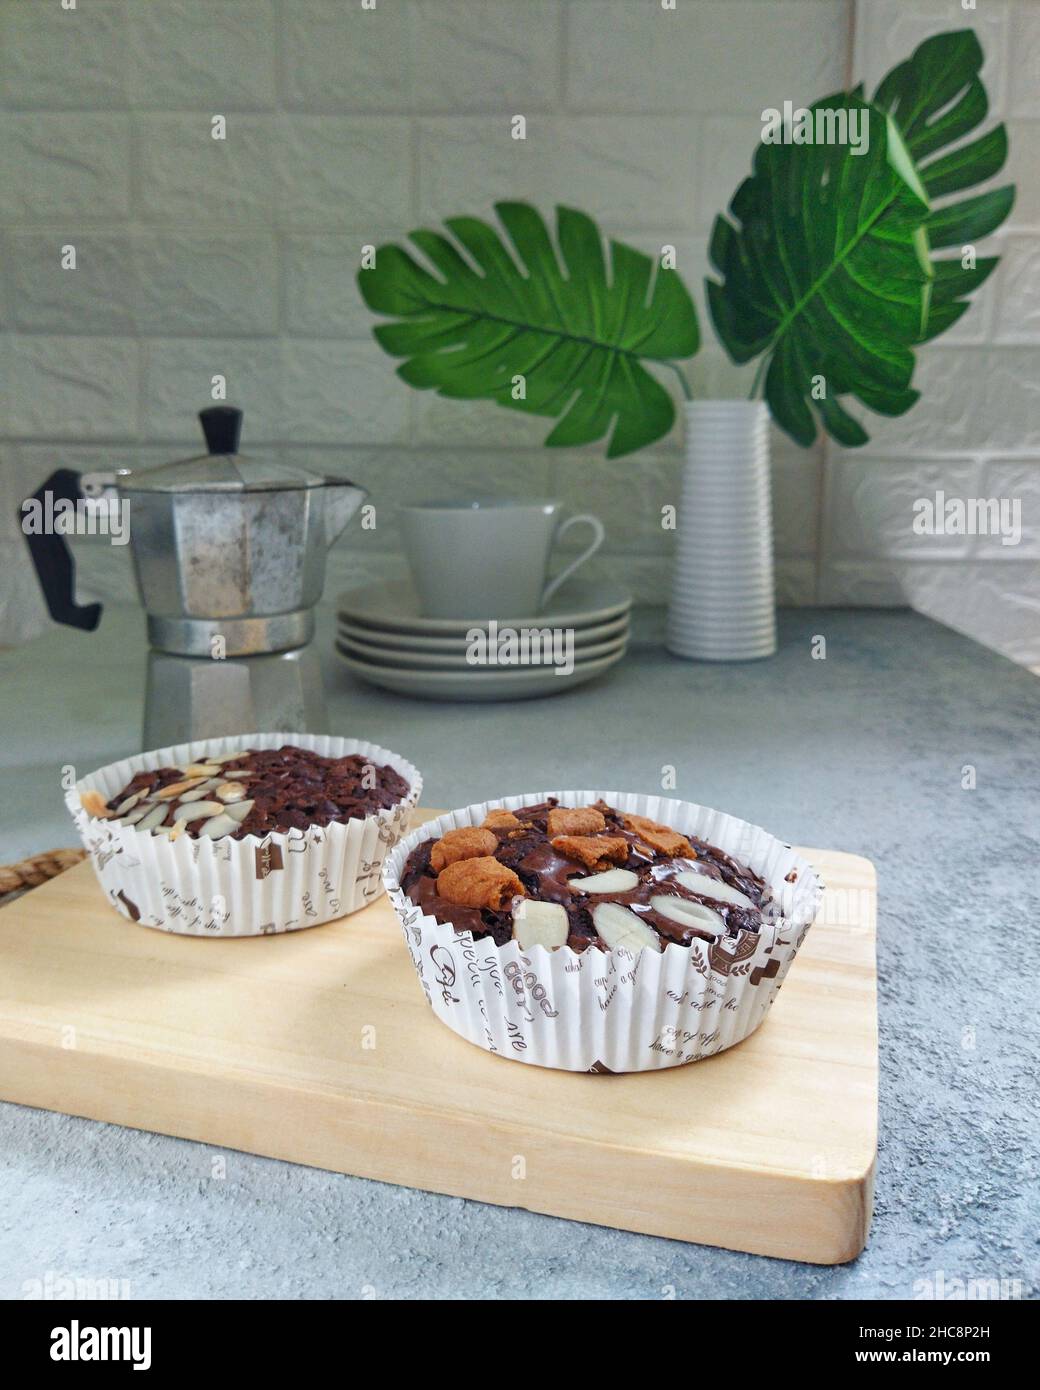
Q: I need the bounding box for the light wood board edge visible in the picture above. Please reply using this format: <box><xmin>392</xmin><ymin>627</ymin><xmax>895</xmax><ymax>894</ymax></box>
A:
<box><xmin>0</xmin><ymin>841</ymin><xmax>877</xmax><ymax>1265</ymax></box>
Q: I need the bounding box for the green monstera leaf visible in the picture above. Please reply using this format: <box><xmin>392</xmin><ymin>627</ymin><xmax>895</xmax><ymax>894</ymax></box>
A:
<box><xmin>358</xmin><ymin>202</ymin><xmax>699</xmax><ymax>458</ymax></box>
<box><xmin>707</xmin><ymin>92</ymin><xmax>933</xmax><ymax>447</ymax></box>
<box><xmin>709</xmin><ymin>30</ymin><xmax>1013</xmax><ymax>448</ymax></box>
<box><xmin>872</xmin><ymin>27</ymin><xmax>1014</xmax><ymax>344</ymax></box>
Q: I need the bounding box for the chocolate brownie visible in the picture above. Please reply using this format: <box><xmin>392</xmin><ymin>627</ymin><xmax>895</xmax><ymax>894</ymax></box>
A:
<box><xmin>83</xmin><ymin>744</ymin><xmax>411</xmax><ymax>842</ymax></box>
<box><xmin>401</xmin><ymin>798</ymin><xmax>776</xmax><ymax>955</ymax></box>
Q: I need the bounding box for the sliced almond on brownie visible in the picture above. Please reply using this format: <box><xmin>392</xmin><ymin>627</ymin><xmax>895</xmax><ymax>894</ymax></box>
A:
<box><xmin>674</xmin><ymin>869</ymin><xmax>753</xmax><ymax>909</ymax></box>
<box><xmin>79</xmin><ymin>789</ymin><xmax>115</xmax><ymax>819</ymax></box>
<box><xmin>155</xmin><ymin>776</ymin><xmax>208</xmax><ymax>801</ymax></box>
<box><xmin>214</xmin><ymin>781</ymin><xmax>248</xmax><ymax>803</ymax></box>
<box><xmin>136</xmin><ymin>804</ymin><xmax>168</xmax><ymax>833</ymax></box>
<box><xmin>651</xmin><ymin>895</ymin><xmax>725</xmax><ymax>935</ymax></box>
<box><xmin>175</xmin><ymin>800</ymin><xmax>224</xmax><ymax>822</ymax></box>
<box><xmin>592</xmin><ymin>901</ymin><xmax>663</xmax><ymax>954</ymax></box>
<box><xmin>568</xmin><ymin>867</ymin><xmax>639</xmax><ymax>893</ymax></box>
<box><xmin>197</xmin><ymin>812</ymin><xmax>241</xmax><ymax>839</ymax></box>
<box><xmin>512</xmin><ymin>899</ymin><xmax>569</xmax><ymax>951</ymax></box>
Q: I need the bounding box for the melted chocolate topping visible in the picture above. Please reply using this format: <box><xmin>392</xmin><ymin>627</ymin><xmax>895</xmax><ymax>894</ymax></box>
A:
<box><xmin>106</xmin><ymin>745</ymin><xmax>411</xmax><ymax>841</ymax></box>
<box><xmin>401</xmin><ymin>798</ymin><xmax>775</xmax><ymax>953</ymax></box>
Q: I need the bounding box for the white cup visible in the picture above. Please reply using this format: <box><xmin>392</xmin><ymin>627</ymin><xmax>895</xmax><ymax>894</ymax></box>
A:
<box><xmin>399</xmin><ymin>499</ymin><xmax>606</xmax><ymax>619</ymax></box>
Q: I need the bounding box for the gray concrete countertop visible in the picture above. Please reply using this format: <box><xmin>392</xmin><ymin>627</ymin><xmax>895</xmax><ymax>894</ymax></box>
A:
<box><xmin>1</xmin><ymin>604</ymin><xmax>1037</xmax><ymax>1300</ymax></box>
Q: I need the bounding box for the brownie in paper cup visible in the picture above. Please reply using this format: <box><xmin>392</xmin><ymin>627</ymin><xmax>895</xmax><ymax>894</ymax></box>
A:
<box><xmin>66</xmin><ymin>732</ymin><xmax>422</xmax><ymax>937</ymax></box>
<box><xmin>383</xmin><ymin>791</ymin><xmax>822</xmax><ymax>1073</ymax></box>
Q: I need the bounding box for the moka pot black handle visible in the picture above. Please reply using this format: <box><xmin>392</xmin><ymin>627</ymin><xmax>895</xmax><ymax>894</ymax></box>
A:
<box><xmin>20</xmin><ymin>468</ymin><xmax>103</xmax><ymax>632</ymax></box>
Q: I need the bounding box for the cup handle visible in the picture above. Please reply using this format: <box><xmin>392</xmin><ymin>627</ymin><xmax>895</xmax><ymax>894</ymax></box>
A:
<box><xmin>541</xmin><ymin>513</ymin><xmax>606</xmax><ymax>609</ymax></box>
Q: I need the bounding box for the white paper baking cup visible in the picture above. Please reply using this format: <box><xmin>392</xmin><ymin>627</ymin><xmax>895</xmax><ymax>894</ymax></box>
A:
<box><xmin>66</xmin><ymin>732</ymin><xmax>422</xmax><ymax>937</ymax></box>
<box><xmin>383</xmin><ymin>791</ymin><xmax>822</xmax><ymax>1073</ymax></box>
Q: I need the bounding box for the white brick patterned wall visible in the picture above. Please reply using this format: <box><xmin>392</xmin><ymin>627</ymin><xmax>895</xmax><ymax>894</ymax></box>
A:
<box><xmin>0</xmin><ymin>0</ymin><xmax>1034</xmax><ymax>665</ymax></box>
<box><xmin>820</xmin><ymin>0</ymin><xmax>1040</xmax><ymax>664</ymax></box>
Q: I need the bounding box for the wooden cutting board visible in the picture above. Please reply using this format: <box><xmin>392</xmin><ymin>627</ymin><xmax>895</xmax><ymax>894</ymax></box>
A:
<box><xmin>0</xmin><ymin>815</ymin><xmax>877</xmax><ymax>1264</ymax></box>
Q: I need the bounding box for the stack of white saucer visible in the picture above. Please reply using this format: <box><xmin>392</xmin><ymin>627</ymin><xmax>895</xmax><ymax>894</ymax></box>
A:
<box><xmin>335</xmin><ymin>580</ymin><xmax>631</xmax><ymax>701</ymax></box>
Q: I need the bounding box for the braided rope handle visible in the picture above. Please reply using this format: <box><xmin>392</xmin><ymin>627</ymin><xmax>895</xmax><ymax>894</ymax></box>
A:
<box><xmin>0</xmin><ymin>848</ymin><xmax>86</xmax><ymax>899</ymax></box>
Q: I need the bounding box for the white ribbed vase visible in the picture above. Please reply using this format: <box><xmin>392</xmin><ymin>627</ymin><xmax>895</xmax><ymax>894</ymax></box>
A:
<box><xmin>666</xmin><ymin>400</ymin><xmax>777</xmax><ymax>661</ymax></box>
